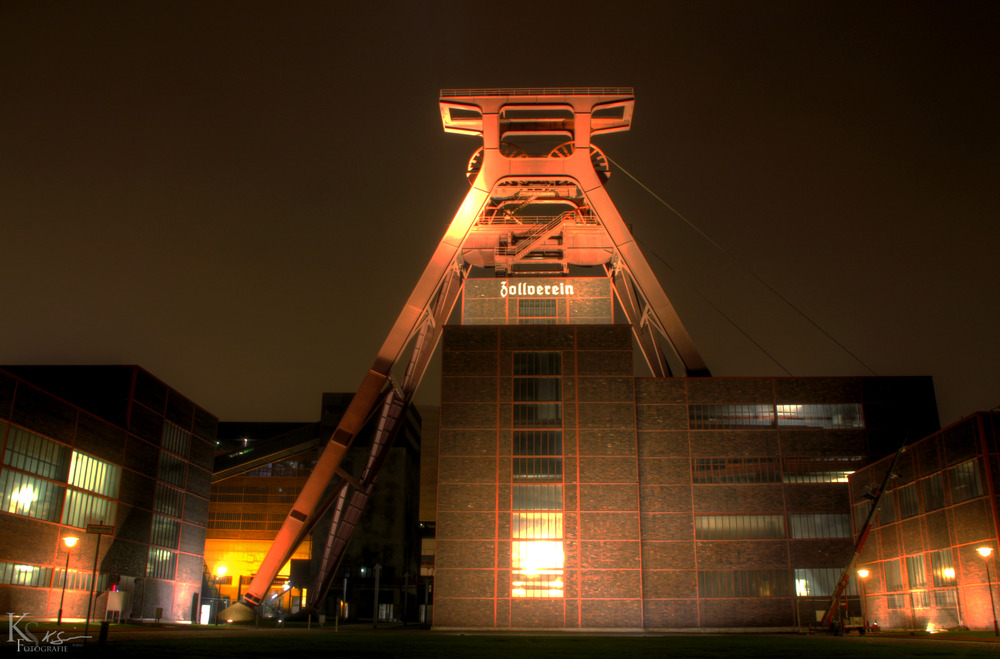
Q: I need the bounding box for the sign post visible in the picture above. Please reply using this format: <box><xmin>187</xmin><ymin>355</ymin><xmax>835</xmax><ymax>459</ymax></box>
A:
<box><xmin>83</xmin><ymin>524</ymin><xmax>114</xmax><ymax>643</ymax></box>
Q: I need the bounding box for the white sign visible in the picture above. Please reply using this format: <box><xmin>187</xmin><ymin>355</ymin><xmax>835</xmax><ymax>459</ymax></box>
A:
<box><xmin>499</xmin><ymin>280</ymin><xmax>575</xmax><ymax>298</ymax></box>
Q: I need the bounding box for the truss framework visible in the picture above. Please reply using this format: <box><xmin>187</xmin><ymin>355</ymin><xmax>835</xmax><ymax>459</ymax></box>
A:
<box><xmin>242</xmin><ymin>88</ymin><xmax>709</xmax><ymax>610</ymax></box>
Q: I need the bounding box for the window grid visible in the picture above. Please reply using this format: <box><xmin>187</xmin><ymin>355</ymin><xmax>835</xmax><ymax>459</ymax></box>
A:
<box><xmin>0</xmin><ymin>562</ymin><xmax>54</xmax><ymax>588</ymax></box>
<box><xmin>948</xmin><ymin>459</ymin><xmax>983</xmax><ymax>504</ymax></box>
<box><xmin>794</xmin><ymin>568</ymin><xmax>857</xmax><ymax>597</ymax></box>
<box><xmin>0</xmin><ymin>470</ymin><xmax>64</xmax><ymax>522</ymax></box>
<box><xmin>690</xmin><ymin>404</ymin><xmax>865</xmax><ymax>430</ymax></box>
<box><xmin>921</xmin><ymin>473</ymin><xmax>945</xmax><ymax>512</ymax></box>
<box><xmin>695</xmin><ymin>515</ymin><xmax>785</xmax><ymax>540</ymax></box>
<box><xmin>162</xmin><ymin>422</ymin><xmax>192</xmax><ymax>459</ymax></box>
<box><xmin>68</xmin><ymin>451</ymin><xmax>120</xmax><ymax>498</ymax></box>
<box><xmin>62</xmin><ymin>489</ymin><xmax>116</xmax><ymax>529</ymax></box>
<box><xmin>146</xmin><ymin>548</ymin><xmax>177</xmax><ymax>580</ymax></box>
<box><xmin>151</xmin><ymin>514</ymin><xmax>181</xmax><ymax>549</ymax></box>
<box><xmin>2</xmin><ymin>427</ymin><xmax>69</xmax><ymax>480</ymax></box>
<box><xmin>789</xmin><ymin>514</ymin><xmax>851</xmax><ymax>539</ymax></box>
<box><xmin>154</xmin><ymin>483</ymin><xmax>185</xmax><ymax>517</ymax></box>
<box><xmin>157</xmin><ymin>452</ymin><xmax>187</xmax><ymax>488</ymax></box>
<box><xmin>517</xmin><ymin>298</ymin><xmax>559</xmax><ymax>325</ymax></box>
<box><xmin>698</xmin><ymin>570</ymin><xmax>791</xmax><ymax>598</ymax></box>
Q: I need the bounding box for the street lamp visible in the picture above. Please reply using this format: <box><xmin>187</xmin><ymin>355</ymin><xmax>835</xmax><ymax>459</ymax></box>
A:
<box><xmin>215</xmin><ymin>566</ymin><xmax>228</xmax><ymax>626</ymax></box>
<box><xmin>57</xmin><ymin>536</ymin><xmax>79</xmax><ymax>625</ymax></box>
<box><xmin>857</xmin><ymin>568</ymin><xmax>870</xmax><ymax>632</ymax></box>
<box><xmin>978</xmin><ymin>547</ymin><xmax>999</xmax><ymax>636</ymax></box>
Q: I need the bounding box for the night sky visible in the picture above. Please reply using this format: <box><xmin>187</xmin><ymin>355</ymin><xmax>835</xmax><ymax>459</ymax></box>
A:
<box><xmin>2</xmin><ymin>2</ymin><xmax>997</xmax><ymax>427</ymax></box>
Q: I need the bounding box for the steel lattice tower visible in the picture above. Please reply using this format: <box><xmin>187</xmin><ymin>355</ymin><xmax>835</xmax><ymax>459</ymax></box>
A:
<box><xmin>241</xmin><ymin>88</ymin><xmax>709</xmax><ymax>610</ymax></box>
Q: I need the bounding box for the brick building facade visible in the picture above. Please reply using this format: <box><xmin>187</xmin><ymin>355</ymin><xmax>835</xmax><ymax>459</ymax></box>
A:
<box><xmin>433</xmin><ymin>323</ymin><xmax>939</xmax><ymax>630</ymax></box>
<box><xmin>849</xmin><ymin>412</ymin><xmax>1000</xmax><ymax>632</ymax></box>
<box><xmin>0</xmin><ymin>366</ymin><xmax>216</xmax><ymax>623</ymax></box>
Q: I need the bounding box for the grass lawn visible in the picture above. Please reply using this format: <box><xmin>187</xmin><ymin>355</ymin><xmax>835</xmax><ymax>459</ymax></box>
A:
<box><xmin>48</xmin><ymin>627</ymin><xmax>999</xmax><ymax>659</ymax></box>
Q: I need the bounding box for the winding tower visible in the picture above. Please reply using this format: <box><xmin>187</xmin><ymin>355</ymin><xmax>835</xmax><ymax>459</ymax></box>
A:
<box><xmin>241</xmin><ymin>88</ymin><xmax>709</xmax><ymax>610</ymax></box>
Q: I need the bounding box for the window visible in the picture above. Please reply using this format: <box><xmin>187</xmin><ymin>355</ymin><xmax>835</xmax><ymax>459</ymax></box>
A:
<box><xmin>62</xmin><ymin>490</ymin><xmax>116</xmax><ymax>529</ymax></box>
<box><xmin>157</xmin><ymin>452</ymin><xmax>186</xmax><ymax>488</ymax></box>
<box><xmin>775</xmin><ymin>404</ymin><xmax>864</xmax><ymax>429</ymax></box>
<box><xmin>887</xmin><ymin>593</ymin><xmax>906</xmax><ymax>609</ymax></box>
<box><xmin>695</xmin><ymin>515</ymin><xmax>785</xmax><ymax>540</ymax></box>
<box><xmin>878</xmin><ymin>490</ymin><xmax>897</xmax><ymax>525</ymax></box>
<box><xmin>921</xmin><ymin>474</ymin><xmax>945</xmax><ymax>511</ymax></box>
<box><xmin>949</xmin><ymin>459</ymin><xmax>983</xmax><ymax>504</ymax></box>
<box><xmin>518</xmin><ymin>298</ymin><xmax>559</xmax><ymax>324</ymax></box>
<box><xmin>154</xmin><ymin>483</ymin><xmax>184</xmax><ymax>517</ymax></box>
<box><xmin>150</xmin><ymin>515</ymin><xmax>180</xmax><ymax>549</ymax></box>
<box><xmin>146</xmin><ymin>548</ymin><xmax>176</xmax><ymax>580</ymax></box>
<box><xmin>2</xmin><ymin>427</ymin><xmax>69</xmax><ymax>480</ymax></box>
<box><xmin>884</xmin><ymin>559</ymin><xmax>904</xmax><ymax>592</ymax></box>
<box><xmin>0</xmin><ymin>562</ymin><xmax>53</xmax><ymax>588</ymax></box>
<box><xmin>897</xmin><ymin>484</ymin><xmax>919</xmax><ymax>518</ymax></box>
<box><xmin>698</xmin><ymin>570</ymin><xmax>790</xmax><ymax>598</ymax></box>
<box><xmin>789</xmin><ymin>514</ymin><xmax>851</xmax><ymax>539</ymax></box>
<box><xmin>68</xmin><ymin>451</ymin><xmax>120</xmax><ymax>498</ymax></box>
<box><xmin>689</xmin><ymin>405</ymin><xmax>774</xmax><ymax>430</ymax></box>
<box><xmin>794</xmin><ymin>568</ymin><xmax>856</xmax><ymax>597</ymax></box>
<box><xmin>513</xmin><ymin>378</ymin><xmax>561</xmax><ymax>401</ymax></box>
<box><xmin>782</xmin><ymin>457</ymin><xmax>862</xmax><ymax>483</ymax></box>
<box><xmin>905</xmin><ymin>555</ymin><xmax>926</xmax><ymax>589</ymax></box>
<box><xmin>0</xmin><ymin>470</ymin><xmax>63</xmax><ymax>522</ymax></box>
<box><xmin>689</xmin><ymin>404</ymin><xmax>866</xmax><ymax>430</ymax></box>
<box><xmin>511</xmin><ymin>352</ymin><xmax>564</xmax><ymax>599</ymax></box>
<box><xmin>693</xmin><ymin>458</ymin><xmax>780</xmax><ymax>484</ymax></box>
<box><xmin>934</xmin><ymin>589</ymin><xmax>957</xmax><ymax>607</ymax></box>
<box><xmin>162</xmin><ymin>422</ymin><xmax>191</xmax><ymax>458</ymax></box>
<box><xmin>929</xmin><ymin>549</ymin><xmax>955</xmax><ymax>587</ymax></box>
<box><xmin>513</xmin><ymin>352</ymin><xmax>561</xmax><ymax>375</ymax></box>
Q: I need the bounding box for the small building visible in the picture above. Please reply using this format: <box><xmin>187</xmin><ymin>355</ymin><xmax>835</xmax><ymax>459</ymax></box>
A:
<box><xmin>848</xmin><ymin>412</ymin><xmax>1000</xmax><ymax>632</ymax></box>
<box><xmin>0</xmin><ymin>366</ymin><xmax>216</xmax><ymax>623</ymax></box>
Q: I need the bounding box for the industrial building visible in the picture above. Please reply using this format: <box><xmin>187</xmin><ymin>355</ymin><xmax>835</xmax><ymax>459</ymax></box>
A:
<box><xmin>433</xmin><ymin>300</ymin><xmax>940</xmax><ymax>629</ymax></box>
<box><xmin>0</xmin><ymin>366</ymin><xmax>216</xmax><ymax>623</ymax></box>
<box><xmin>849</xmin><ymin>412</ymin><xmax>1000</xmax><ymax>632</ymax></box>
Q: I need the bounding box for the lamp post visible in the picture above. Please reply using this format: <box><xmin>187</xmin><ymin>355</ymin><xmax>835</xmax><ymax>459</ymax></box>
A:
<box><xmin>215</xmin><ymin>566</ymin><xmax>227</xmax><ymax>626</ymax></box>
<box><xmin>57</xmin><ymin>536</ymin><xmax>79</xmax><ymax>625</ymax></box>
<box><xmin>978</xmin><ymin>547</ymin><xmax>999</xmax><ymax>636</ymax></box>
<box><xmin>857</xmin><ymin>568</ymin><xmax>870</xmax><ymax>632</ymax></box>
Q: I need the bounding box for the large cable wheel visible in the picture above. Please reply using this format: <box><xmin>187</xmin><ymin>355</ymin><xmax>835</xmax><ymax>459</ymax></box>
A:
<box><xmin>467</xmin><ymin>144</ymin><xmax>530</xmax><ymax>184</ymax></box>
<box><xmin>547</xmin><ymin>142</ymin><xmax>611</xmax><ymax>183</ymax></box>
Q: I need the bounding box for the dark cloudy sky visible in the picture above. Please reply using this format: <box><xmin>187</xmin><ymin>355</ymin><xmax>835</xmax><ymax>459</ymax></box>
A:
<box><xmin>1</xmin><ymin>2</ymin><xmax>997</xmax><ymax>427</ymax></box>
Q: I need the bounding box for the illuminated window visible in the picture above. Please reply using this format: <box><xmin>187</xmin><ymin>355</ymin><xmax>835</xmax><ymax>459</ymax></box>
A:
<box><xmin>689</xmin><ymin>405</ymin><xmax>774</xmax><ymax>429</ymax></box>
<box><xmin>0</xmin><ymin>562</ymin><xmax>53</xmax><ymax>588</ymax></box>
<box><xmin>782</xmin><ymin>457</ymin><xmax>862</xmax><ymax>483</ymax></box>
<box><xmin>775</xmin><ymin>404</ymin><xmax>864</xmax><ymax>429</ymax></box>
<box><xmin>929</xmin><ymin>549</ymin><xmax>955</xmax><ymax>587</ymax></box>
<box><xmin>511</xmin><ymin>352</ymin><xmax>564</xmax><ymax>599</ymax></box>
<box><xmin>794</xmin><ymin>568</ymin><xmax>856</xmax><ymax>597</ymax></box>
<box><xmin>0</xmin><ymin>470</ymin><xmax>64</xmax><ymax>521</ymax></box>
<box><xmin>68</xmin><ymin>451</ymin><xmax>120</xmax><ymax>498</ymax></box>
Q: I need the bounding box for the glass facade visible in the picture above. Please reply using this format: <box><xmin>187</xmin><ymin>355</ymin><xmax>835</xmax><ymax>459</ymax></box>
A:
<box><xmin>511</xmin><ymin>352</ymin><xmax>564</xmax><ymax>598</ymax></box>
